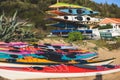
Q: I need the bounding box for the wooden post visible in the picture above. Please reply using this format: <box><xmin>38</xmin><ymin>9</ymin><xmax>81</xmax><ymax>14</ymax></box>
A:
<box><xmin>57</xmin><ymin>0</ymin><xmax>59</xmax><ymax>3</ymax></box>
<box><xmin>94</xmin><ymin>73</ymin><xmax>103</xmax><ymax>80</ymax></box>
<box><xmin>47</xmin><ymin>78</ymin><xmax>50</xmax><ymax>80</ymax></box>
<box><xmin>56</xmin><ymin>0</ymin><xmax>59</xmax><ymax>10</ymax></box>
<box><xmin>65</xmin><ymin>78</ymin><xmax>71</xmax><ymax>80</ymax></box>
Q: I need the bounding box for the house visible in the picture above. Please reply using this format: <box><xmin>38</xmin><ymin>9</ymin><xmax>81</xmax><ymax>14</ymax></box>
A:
<box><xmin>99</xmin><ymin>18</ymin><xmax>120</xmax><ymax>29</ymax></box>
<box><xmin>92</xmin><ymin>18</ymin><xmax>120</xmax><ymax>39</ymax></box>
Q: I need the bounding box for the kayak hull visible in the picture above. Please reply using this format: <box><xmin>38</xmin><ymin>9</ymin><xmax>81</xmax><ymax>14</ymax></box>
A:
<box><xmin>0</xmin><ymin>67</ymin><xmax>120</xmax><ymax>80</ymax></box>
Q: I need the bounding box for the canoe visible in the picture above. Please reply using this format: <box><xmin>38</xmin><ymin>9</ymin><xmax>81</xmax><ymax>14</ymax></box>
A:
<box><xmin>0</xmin><ymin>64</ymin><xmax>120</xmax><ymax>80</ymax></box>
<box><xmin>0</xmin><ymin>58</ymin><xmax>114</xmax><ymax>67</ymax></box>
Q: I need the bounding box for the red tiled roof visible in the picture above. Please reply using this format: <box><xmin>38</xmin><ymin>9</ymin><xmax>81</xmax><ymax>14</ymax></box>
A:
<box><xmin>99</xmin><ymin>18</ymin><xmax>120</xmax><ymax>24</ymax></box>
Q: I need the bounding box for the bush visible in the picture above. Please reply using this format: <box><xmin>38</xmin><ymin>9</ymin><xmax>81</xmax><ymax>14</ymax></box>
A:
<box><xmin>93</xmin><ymin>24</ymin><xmax>113</xmax><ymax>29</ymax></box>
<box><xmin>68</xmin><ymin>32</ymin><xmax>84</xmax><ymax>42</ymax></box>
<box><xmin>98</xmin><ymin>24</ymin><xmax>113</xmax><ymax>30</ymax></box>
<box><xmin>105</xmin><ymin>41</ymin><xmax>120</xmax><ymax>50</ymax></box>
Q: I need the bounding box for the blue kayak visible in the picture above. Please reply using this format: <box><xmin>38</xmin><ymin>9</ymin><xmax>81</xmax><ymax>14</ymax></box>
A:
<box><xmin>0</xmin><ymin>52</ymin><xmax>24</xmax><ymax>59</ymax></box>
<box><xmin>51</xmin><ymin>29</ymin><xmax>92</xmax><ymax>35</ymax></box>
<box><xmin>59</xmin><ymin>8</ymin><xmax>99</xmax><ymax>15</ymax></box>
<box><xmin>49</xmin><ymin>22</ymin><xmax>87</xmax><ymax>28</ymax></box>
<box><xmin>62</xmin><ymin>52</ymin><xmax>97</xmax><ymax>60</ymax></box>
<box><xmin>36</xmin><ymin>52</ymin><xmax>98</xmax><ymax>61</ymax></box>
<box><xmin>0</xmin><ymin>51</ymin><xmax>46</xmax><ymax>59</ymax></box>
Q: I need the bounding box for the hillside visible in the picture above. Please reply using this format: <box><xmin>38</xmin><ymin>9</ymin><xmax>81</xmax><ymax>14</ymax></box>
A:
<box><xmin>0</xmin><ymin>0</ymin><xmax>120</xmax><ymax>33</ymax></box>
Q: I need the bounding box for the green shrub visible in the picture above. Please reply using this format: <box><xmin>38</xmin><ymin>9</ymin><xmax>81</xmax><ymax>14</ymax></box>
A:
<box><xmin>98</xmin><ymin>24</ymin><xmax>113</xmax><ymax>30</ymax></box>
<box><xmin>93</xmin><ymin>24</ymin><xmax>113</xmax><ymax>29</ymax></box>
<box><xmin>0</xmin><ymin>11</ymin><xmax>35</xmax><ymax>42</ymax></box>
<box><xmin>68</xmin><ymin>32</ymin><xmax>84</xmax><ymax>42</ymax></box>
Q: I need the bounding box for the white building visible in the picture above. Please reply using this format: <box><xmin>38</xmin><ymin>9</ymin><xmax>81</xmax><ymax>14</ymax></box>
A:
<box><xmin>99</xmin><ymin>18</ymin><xmax>120</xmax><ymax>29</ymax></box>
<box><xmin>92</xmin><ymin>18</ymin><xmax>120</xmax><ymax>39</ymax></box>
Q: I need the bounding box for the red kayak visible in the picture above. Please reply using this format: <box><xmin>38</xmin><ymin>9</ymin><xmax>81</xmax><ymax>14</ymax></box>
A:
<box><xmin>0</xmin><ymin>64</ymin><xmax>120</xmax><ymax>79</ymax></box>
<box><xmin>46</xmin><ymin>10</ymin><xmax>70</xmax><ymax>16</ymax></box>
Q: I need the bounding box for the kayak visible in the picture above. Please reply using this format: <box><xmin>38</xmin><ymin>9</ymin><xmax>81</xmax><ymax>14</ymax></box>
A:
<box><xmin>0</xmin><ymin>64</ymin><xmax>120</xmax><ymax>80</ymax></box>
<box><xmin>0</xmin><ymin>57</ymin><xmax>114</xmax><ymax>66</ymax></box>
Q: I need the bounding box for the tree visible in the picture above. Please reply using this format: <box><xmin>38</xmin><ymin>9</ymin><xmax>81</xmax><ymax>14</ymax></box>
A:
<box><xmin>68</xmin><ymin>32</ymin><xmax>84</xmax><ymax>42</ymax></box>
